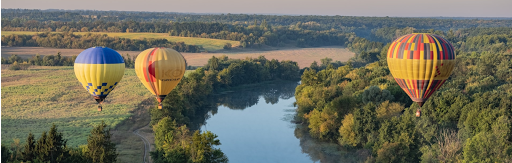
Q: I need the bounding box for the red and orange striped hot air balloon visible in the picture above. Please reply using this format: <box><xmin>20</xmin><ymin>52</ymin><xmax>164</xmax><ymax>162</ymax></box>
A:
<box><xmin>386</xmin><ymin>33</ymin><xmax>456</xmax><ymax>117</ymax></box>
<box><xmin>135</xmin><ymin>48</ymin><xmax>187</xmax><ymax>109</ymax></box>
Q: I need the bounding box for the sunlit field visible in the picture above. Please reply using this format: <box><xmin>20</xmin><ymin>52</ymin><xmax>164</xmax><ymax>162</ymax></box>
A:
<box><xmin>2</xmin><ymin>46</ymin><xmax>355</xmax><ymax>68</ymax></box>
<box><xmin>1</xmin><ymin>66</ymin><xmax>153</xmax><ymax>146</ymax></box>
<box><xmin>1</xmin><ymin>66</ymin><xmax>192</xmax><ymax>162</ymax></box>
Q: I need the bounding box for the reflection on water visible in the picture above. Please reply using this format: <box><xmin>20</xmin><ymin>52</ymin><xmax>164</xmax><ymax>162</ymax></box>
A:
<box><xmin>294</xmin><ymin>125</ymin><xmax>370</xmax><ymax>163</ymax></box>
<box><xmin>193</xmin><ymin>81</ymin><xmax>366</xmax><ymax>163</ymax></box>
<box><xmin>213</xmin><ymin>81</ymin><xmax>297</xmax><ymax>110</ymax></box>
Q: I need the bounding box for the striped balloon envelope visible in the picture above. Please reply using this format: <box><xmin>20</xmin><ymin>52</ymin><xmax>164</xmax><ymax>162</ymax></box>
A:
<box><xmin>74</xmin><ymin>47</ymin><xmax>125</xmax><ymax>111</ymax></box>
<box><xmin>134</xmin><ymin>48</ymin><xmax>186</xmax><ymax>109</ymax></box>
<box><xmin>387</xmin><ymin>33</ymin><xmax>456</xmax><ymax>110</ymax></box>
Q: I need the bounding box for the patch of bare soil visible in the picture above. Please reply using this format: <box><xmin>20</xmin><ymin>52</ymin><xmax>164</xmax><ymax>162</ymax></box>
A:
<box><xmin>2</xmin><ymin>46</ymin><xmax>355</xmax><ymax>68</ymax></box>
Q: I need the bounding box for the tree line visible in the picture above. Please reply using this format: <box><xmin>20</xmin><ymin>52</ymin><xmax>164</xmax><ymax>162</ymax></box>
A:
<box><xmin>1</xmin><ymin>32</ymin><xmax>203</xmax><ymax>52</ymax></box>
<box><xmin>2</xmin><ymin>19</ymin><xmax>353</xmax><ymax>48</ymax></box>
<box><xmin>294</xmin><ymin>27</ymin><xmax>512</xmax><ymax>162</ymax></box>
<box><xmin>3</xmin><ymin>8</ymin><xmax>512</xmax><ymax>32</ymax></box>
<box><xmin>1</xmin><ymin>53</ymin><xmax>208</xmax><ymax>71</ymax></box>
<box><xmin>2</xmin><ymin>122</ymin><xmax>117</xmax><ymax>163</ymax></box>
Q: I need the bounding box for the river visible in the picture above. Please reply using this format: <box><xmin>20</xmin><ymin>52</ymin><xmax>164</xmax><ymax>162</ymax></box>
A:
<box><xmin>197</xmin><ymin>81</ymin><xmax>367</xmax><ymax>163</ymax></box>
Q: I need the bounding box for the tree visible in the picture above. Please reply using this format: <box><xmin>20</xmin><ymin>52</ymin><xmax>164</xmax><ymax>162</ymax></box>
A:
<box><xmin>35</xmin><ymin>131</ymin><xmax>49</xmax><ymax>161</ymax></box>
<box><xmin>9</xmin><ymin>54</ymin><xmax>22</xmax><ymax>64</ymax></box>
<box><xmin>1</xmin><ymin>145</ymin><xmax>11</xmax><ymax>163</ymax></box>
<box><xmin>353</xmin><ymin>103</ymin><xmax>378</xmax><ymax>146</ymax></box>
<box><xmin>463</xmin><ymin>116</ymin><xmax>512</xmax><ymax>163</ymax></box>
<box><xmin>223</xmin><ymin>43</ymin><xmax>232</xmax><ymax>50</ymax></box>
<box><xmin>260</xmin><ymin>19</ymin><xmax>269</xmax><ymax>29</ymax></box>
<box><xmin>310</xmin><ymin>61</ymin><xmax>320</xmax><ymax>71</ymax></box>
<box><xmin>190</xmin><ymin>131</ymin><xmax>228</xmax><ymax>163</ymax></box>
<box><xmin>305</xmin><ymin>107</ymin><xmax>339</xmax><ymax>141</ymax></box>
<box><xmin>361</xmin><ymin>86</ymin><xmax>394</xmax><ymax>105</ymax></box>
<box><xmin>86</xmin><ymin>121</ymin><xmax>118</xmax><ymax>163</ymax></box>
<box><xmin>338</xmin><ymin>113</ymin><xmax>358</xmax><ymax>146</ymax></box>
<box><xmin>320</xmin><ymin>57</ymin><xmax>333</xmax><ymax>68</ymax></box>
<box><xmin>376</xmin><ymin>101</ymin><xmax>404</xmax><ymax>119</ymax></box>
<box><xmin>46</xmin><ymin>124</ymin><xmax>68</xmax><ymax>163</ymax></box>
<box><xmin>23</xmin><ymin>132</ymin><xmax>36</xmax><ymax>162</ymax></box>
<box><xmin>436</xmin><ymin>130</ymin><xmax>462</xmax><ymax>163</ymax></box>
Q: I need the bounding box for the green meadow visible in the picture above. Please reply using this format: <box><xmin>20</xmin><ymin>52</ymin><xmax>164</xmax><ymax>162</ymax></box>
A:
<box><xmin>1</xmin><ymin>31</ymin><xmax>240</xmax><ymax>51</ymax></box>
<box><xmin>1</xmin><ymin>66</ymin><xmax>156</xmax><ymax>147</ymax></box>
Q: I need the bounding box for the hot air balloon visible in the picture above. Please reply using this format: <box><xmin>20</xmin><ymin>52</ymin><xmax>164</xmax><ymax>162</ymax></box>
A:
<box><xmin>74</xmin><ymin>47</ymin><xmax>125</xmax><ymax>111</ymax></box>
<box><xmin>135</xmin><ymin>48</ymin><xmax>186</xmax><ymax>109</ymax></box>
<box><xmin>386</xmin><ymin>33</ymin><xmax>456</xmax><ymax>117</ymax></box>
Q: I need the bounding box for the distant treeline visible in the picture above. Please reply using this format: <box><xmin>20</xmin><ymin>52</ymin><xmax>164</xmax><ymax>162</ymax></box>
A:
<box><xmin>1</xmin><ymin>53</ymin><xmax>137</xmax><ymax>69</ymax></box>
<box><xmin>3</xmin><ymin>8</ymin><xmax>512</xmax><ymax>32</ymax></box>
<box><xmin>1</xmin><ymin>32</ymin><xmax>203</xmax><ymax>52</ymax></box>
<box><xmin>2</xmin><ymin>19</ymin><xmax>354</xmax><ymax>48</ymax></box>
<box><xmin>4</xmin><ymin>9</ymin><xmax>512</xmax><ymax>49</ymax></box>
<box><xmin>8</xmin><ymin>13</ymin><xmax>509</xmax><ymax>52</ymax></box>
<box><xmin>370</xmin><ymin>26</ymin><xmax>512</xmax><ymax>44</ymax></box>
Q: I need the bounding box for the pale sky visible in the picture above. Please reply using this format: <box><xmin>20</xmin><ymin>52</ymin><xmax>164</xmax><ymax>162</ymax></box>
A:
<box><xmin>2</xmin><ymin>0</ymin><xmax>512</xmax><ymax>17</ymax></box>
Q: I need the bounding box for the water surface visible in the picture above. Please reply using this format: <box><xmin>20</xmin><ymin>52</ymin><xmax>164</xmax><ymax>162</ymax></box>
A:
<box><xmin>199</xmin><ymin>81</ymin><xmax>365</xmax><ymax>163</ymax></box>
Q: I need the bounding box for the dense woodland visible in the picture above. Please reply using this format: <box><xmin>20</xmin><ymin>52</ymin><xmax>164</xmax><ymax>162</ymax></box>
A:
<box><xmin>2</xmin><ymin>9</ymin><xmax>512</xmax><ymax>163</ymax></box>
<box><xmin>295</xmin><ymin>28</ymin><xmax>512</xmax><ymax>162</ymax></box>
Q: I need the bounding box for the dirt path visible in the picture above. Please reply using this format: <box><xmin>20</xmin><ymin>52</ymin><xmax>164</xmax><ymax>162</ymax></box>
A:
<box><xmin>133</xmin><ymin>124</ymin><xmax>151</xmax><ymax>163</ymax></box>
<box><xmin>111</xmin><ymin>98</ymin><xmax>155</xmax><ymax>163</ymax></box>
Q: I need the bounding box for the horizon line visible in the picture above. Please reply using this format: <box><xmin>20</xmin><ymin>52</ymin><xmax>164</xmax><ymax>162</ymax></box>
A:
<box><xmin>2</xmin><ymin>8</ymin><xmax>512</xmax><ymax>18</ymax></box>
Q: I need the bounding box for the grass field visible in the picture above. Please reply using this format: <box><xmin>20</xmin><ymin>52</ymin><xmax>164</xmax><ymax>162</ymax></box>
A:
<box><xmin>1</xmin><ymin>66</ymin><xmax>194</xmax><ymax>162</ymax></box>
<box><xmin>2</xmin><ymin>46</ymin><xmax>355</xmax><ymax>68</ymax></box>
<box><xmin>1</xmin><ymin>31</ymin><xmax>240</xmax><ymax>51</ymax></box>
<box><xmin>1</xmin><ymin>66</ymin><xmax>157</xmax><ymax>162</ymax></box>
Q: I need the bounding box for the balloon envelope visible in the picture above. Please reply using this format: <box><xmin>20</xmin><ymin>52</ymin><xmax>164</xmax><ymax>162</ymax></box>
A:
<box><xmin>386</xmin><ymin>33</ymin><xmax>456</xmax><ymax>107</ymax></box>
<box><xmin>134</xmin><ymin>48</ymin><xmax>186</xmax><ymax>108</ymax></box>
<box><xmin>74</xmin><ymin>46</ymin><xmax>125</xmax><ymax>110</ymax></box>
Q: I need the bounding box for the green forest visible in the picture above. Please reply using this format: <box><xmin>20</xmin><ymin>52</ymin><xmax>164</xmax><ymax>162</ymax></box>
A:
<box><xmin>2</xmin><ymin>8</ymin><xmax>512</xmax><ymax>163</ymax></box>
<box><xmin>295</xmin><ymin>28</ymin><xmax>512</xmax><ymax>162</ymax></box>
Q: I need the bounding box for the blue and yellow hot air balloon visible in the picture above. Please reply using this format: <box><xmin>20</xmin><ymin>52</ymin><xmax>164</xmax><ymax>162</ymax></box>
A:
<box><xmin>74</xmin><ymin>47</ymin><xmax>125</xmax><ymax>111</ymax></box>
<box><xmin>387</xmin><ymin>33</ymin><xmax>456</xmax><ymax>116</ymax></box>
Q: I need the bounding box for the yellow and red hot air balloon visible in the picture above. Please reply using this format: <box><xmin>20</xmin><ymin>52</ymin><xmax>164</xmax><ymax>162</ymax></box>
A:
<box><xmin>135</xmin><ymin>48</ymin><xmax>187</xmax><ymax>109</ymax></box>
<box><xmin>386</xmin><ymin>33</ymin><xmax>456</xmax><ymax>117</ymax></box>
<box><xmin>74</xmin><ymin>47</ymin><xmax>125</xmax><ymax>111</ymax></box>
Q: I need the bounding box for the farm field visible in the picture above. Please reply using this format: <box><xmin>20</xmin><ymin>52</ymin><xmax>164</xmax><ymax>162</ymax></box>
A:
<box><xmin>1</xmin><ymin>31</ymin><xmax>240</xmax><ymax>51</ymax></box>
<box><xmin>2</xmin><ymin>46</ymin><xmax>355</xmax><ymax>68</ymax></box>
<box><xmin>1</xmin><ymin>66</ymin><xmax>156</xmax><ymax>162</ymax></box>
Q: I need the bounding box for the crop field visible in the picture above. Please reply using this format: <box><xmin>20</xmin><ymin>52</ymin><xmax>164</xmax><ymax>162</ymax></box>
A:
<box><xmin>190</xmin><ymin>46</ymin><xmax>355</xmax><ymax>68</ymax></box>
<box><xmin>1</xmin><ymin>31</ymin><xmax>240</xmax><ymax>51</ymax></box>
<box><xmin>2</xmin><ymin>46</ymin><xmax>355</xmax><ymax>68</ymax></box>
